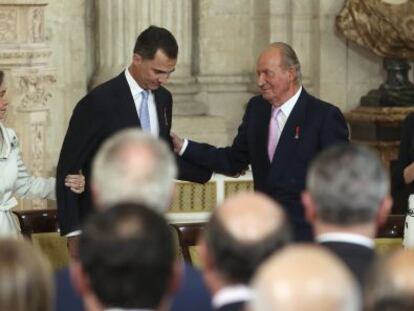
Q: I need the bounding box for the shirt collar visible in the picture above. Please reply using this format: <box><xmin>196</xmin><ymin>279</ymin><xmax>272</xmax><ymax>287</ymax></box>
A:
<box><xmin>278</xmin><ymin>85</ymin><xmax>302</xmax><ymax>118</ymax></box>
<box><xmin>124</xmin><ymin>68</ymin><xmax>146</xmax><ymax>98</ymax></box>
<box><xmin>212</xmin><ymin>284</ymin><xmax>252</xmax><ymax>309</ymax></box>
<box><xmin>316</xmin><ymin>232</ymin><xmax>375</xmax><ymax>249</ymax></box>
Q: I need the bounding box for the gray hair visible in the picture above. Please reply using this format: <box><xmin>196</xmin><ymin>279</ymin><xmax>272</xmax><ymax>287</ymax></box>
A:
<box><xmin>270</xmin><ymin>42</ymin><xmax>302</xmax><ymax>85</ymax></box>
<box><xmin>92</xmin><ymin>129</ymin><xmax>177</xmax><ymax>213</ymax></box>
<box><xmin>307</xmin><ymin>143</ymin><xmax>389</xmax><ymax>225</ymax></box>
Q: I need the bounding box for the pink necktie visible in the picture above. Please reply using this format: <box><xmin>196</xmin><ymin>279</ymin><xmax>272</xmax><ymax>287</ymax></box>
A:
<box><xmin>268</xmin><ymin>107</ymin><xmax>281</xmax><ymax>161</ymax></box>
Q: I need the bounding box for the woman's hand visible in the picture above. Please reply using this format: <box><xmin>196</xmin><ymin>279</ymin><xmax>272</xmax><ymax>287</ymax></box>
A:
<box><xmin>65</xmin><ymin>170</ymin><xmax>85</xmax><ymax>194</ymax></box>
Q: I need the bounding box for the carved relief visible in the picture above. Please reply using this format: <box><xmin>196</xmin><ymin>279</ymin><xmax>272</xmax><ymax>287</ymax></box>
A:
<box><xmin>31</xmin><ymin>8</ymin><xmax>44</xmax><ymax>42</ymax></box>
<box><xmin>16</xmin><ymin>73</ymin><xmax>56</xmax><ymax>111</ymax></box>
<box><xmin>30</xmin><ymin>121</ymin><xmax>46</xmax><ymax>209</ymax></box>
<box><xmin>0</xmin><ymin>8</ymin><xmax>17</xmax><ymax>42</ymax></box>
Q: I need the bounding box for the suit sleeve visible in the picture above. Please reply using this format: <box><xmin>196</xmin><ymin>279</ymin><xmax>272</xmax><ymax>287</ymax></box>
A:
<box><xmin>182</xmin><ymin>102</ymin><xmax>252</xmax><ymax>176</ymax></box>
<box><xmin>319</xmin><ymin>105</ymin><xmax>349</xmax><ymax>147</ymax></box>
<box><xmin>56</xmin><ymin>96</ymin><xmax>106</xmax><ymax>235</ymax></box>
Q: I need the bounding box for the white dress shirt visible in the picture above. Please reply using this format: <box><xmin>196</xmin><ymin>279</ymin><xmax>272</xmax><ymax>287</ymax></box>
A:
<box><xmin>316</xmin><ymin>232</ymin><xmax>375</xmax><ymax>249</ymax></box>
<box><xmin>124</xmin><ymin>68</ymin><xmax>159</xmax><ymax>137</ymax></box>
<box><xmin>212</xmin><ymin>284</ymin><xmax>252</xmax><ymax>309</ymax></box>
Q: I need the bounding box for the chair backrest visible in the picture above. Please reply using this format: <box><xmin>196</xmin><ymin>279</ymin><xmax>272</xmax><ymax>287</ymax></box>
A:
<box><xmin>12</xmin><ymin>209</ymin><xmax>59</xmax><ymax>239</ymax></box>
<box><xmin>171</xmin><ymin>223</ymin><xmax>204</xmax><ymax>265</ymax></box>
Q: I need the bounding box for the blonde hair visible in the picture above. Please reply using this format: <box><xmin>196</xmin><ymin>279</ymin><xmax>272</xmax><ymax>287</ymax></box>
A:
<box><xmin>0</xmin><ymin>239</ymin><xmax>53</xmax><ymax>311</ymax></box>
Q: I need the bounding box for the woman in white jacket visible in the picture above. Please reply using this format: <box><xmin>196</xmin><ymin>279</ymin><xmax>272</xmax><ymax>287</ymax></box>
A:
<box><xmin>0</xmin><ymin>70</ymin><xmax>84</xmax><ymax>237</ymax></box>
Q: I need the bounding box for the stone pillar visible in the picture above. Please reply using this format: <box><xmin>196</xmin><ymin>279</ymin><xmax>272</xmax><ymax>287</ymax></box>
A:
<box><xmin>90</xmin><ymin>0</ymin><xmax>195</xmax><ymax>86</ymax></box>
<box><xmin>0</xmin><ymin>0</ymin><xmax>55</xmax><ymax>210</ymax></box>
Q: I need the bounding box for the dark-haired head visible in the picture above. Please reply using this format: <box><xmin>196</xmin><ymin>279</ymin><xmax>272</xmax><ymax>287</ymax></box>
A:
<box><xmin>133</xmin><ymin>25</ymin><xmax>178</xmax><ymax>60</ymax></box>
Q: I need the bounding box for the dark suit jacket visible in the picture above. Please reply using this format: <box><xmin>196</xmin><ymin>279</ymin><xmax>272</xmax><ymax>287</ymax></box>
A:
<box><xmin>320</xmin><ymin>241</ymin><xmax>375</xmax><ymax>287</ymax></box>
<box><xmin>394</xmin><ymin>112</ymin><xmax>414</xmax><ymax>194</ymax></box>
<box><xmin>183</xmin><ymin>89</ymin><xmax>349</xmax><ymax>240</ymax></box>
<box><xmin>56</xmin><ymin>72</ymin><xmax>212</xmax><ymax>234</ymax></box>
<box><xmin>54</xmin><ymin>263</ymin><xmax>212</xmax><ymax>311</ymax></box>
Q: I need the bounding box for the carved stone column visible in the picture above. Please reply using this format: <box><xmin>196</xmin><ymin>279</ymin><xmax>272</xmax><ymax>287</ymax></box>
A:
<box><xmin>0</xmin><ymin>0</ymin><xmax>55</xmax><ymax>210</ymax></box>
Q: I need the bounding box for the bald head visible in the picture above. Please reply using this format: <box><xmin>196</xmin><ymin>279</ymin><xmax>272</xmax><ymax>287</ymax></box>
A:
<box><xmin>366</xmin><ymin>249</ymin><xmax>414</xmax><ymax>310</ymax></box>
<box><xmin>218</xmin><ymin>192</ymin><xmax>286</xmax><ymax>243</ymax></box>
<box><xmin>251</xmin><ymin>245</ymin><xmax>361</xmax><ymax>311</ymax></box>
<box><xmin>203</xmin><ymin>192</ymin><xmax>290</xmax><ymax>284</ymax></box>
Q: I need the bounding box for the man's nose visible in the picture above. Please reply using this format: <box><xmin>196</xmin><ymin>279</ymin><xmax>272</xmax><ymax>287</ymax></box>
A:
<box><xmin>257</xmin><ymin>73</ymin><xmax>265</xmax><ymax>87</ymax></box>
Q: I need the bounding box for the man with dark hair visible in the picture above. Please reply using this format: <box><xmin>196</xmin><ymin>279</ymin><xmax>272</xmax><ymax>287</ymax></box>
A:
<box><xmin>199</xmin><ymin>192</ymin><xmax>290</xmax><ymax>311</ymax></box>
<box><xmin>172</xmin><ymin>42</ymin><xmax>349</xmax><ymax>241</ymax></box>
<box><xmin>56</xmin><ymin>25</ymin><xmax>211</xmax><ymax>256</ymax></box>
<box><xmin>302</xmin><ymin>143</ymin><xmax>393</xmax><ymax>287</ymax></box>
<box><xmin>70</xmin><ymin>203</ymin><xmax>180</xmax><ymax>311</ymax></box>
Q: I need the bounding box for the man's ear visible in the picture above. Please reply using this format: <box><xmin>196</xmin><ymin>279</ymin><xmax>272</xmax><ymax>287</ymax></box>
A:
<box><xmin>168</xmin><ymin>260</ymin><xmax>183</xmax><ymax>295</ymax></box>
<box><xmin>69</xmin><ymin>260</ymin><xmax>91</xmax><ymax>296</ymax></box>
<box><xmin>376</xmin><ymin>195</ymin><xmax>393</xmax><ymax>227</ymax></box>
<box><xmin>302</xmin><ymin>191</ymin><xmax>317</xmax><ymax>224</ymax></box>
<box><xmin>132</xmin><ymin>53</ymin><xmax>143</xmax><ymax>66</ymax></box>
<box><xmin>90</xmin><ymin>182</ymin><xmax>102</xmax><ymax>210</ymax></box>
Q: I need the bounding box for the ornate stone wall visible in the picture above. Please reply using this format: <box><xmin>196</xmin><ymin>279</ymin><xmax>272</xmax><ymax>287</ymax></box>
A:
<box><xmin>4</xmin><ymin>0</ymin><xmax>412</xmax><ymax>212</ymax></box>
<box><xmin>0</xmin><ymin>0</ymin><xmax>54</xmax><ymax>209</ymax></box>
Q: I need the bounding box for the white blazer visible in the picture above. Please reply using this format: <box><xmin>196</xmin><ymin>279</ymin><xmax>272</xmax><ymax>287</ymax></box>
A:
<box><xmin>0</xmin><ymin>122</ymin><xmax>55</xmax><ymax>237</ymax></box>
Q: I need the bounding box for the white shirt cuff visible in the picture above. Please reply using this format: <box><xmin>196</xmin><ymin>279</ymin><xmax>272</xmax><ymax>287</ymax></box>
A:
<box><xmin>65</xmin><ymin>230</ymin><xmax>82</xmax><ymax>237</ymax></box>
<box><xmin>179</xmin><ymin>139</ymin><xmax>189</xmax><ymax>156</ymax></box>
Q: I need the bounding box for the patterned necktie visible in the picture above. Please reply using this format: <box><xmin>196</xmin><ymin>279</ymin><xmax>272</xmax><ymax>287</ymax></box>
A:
<box><xmin>139</xmin><ymin>90</ymin><xmax>150</xmax><ymax>132</ymax></box>
<box><xmin>268</xmin><ymin>107</ymin><xmax>282</xmax><ymax>161</ymax></box>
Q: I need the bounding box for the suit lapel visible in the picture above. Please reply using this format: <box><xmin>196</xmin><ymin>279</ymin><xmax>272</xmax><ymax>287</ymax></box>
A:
<box><xmin>254</xmin><ymin>98</ymin><xmax>273</xmax><ymax>168</ymax></box>
<box><xmin>114</xmin><ymin>73</ymin><xmax>141</xmax><ymax>128</ymax></box>
<box><xmin>153</xmin><ymin>89</ymin><xmax>169</xmax><ymax>140</ymax></box>
<box><xmin>268</xmin><ymin>89</ymin><xmax>308</xmax><ymax>178</ymax></box>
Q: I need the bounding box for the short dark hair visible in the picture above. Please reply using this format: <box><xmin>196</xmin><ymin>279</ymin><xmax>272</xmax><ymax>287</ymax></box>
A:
<box><xmin>0</xmin><ymin>70</ymin><xmax>4</xmax><ymax>86</ymax></box>
<box><xmin>79</xmin><ymin>203</ymin><xmax>175</xmax><ymax>309</ymax></box>
<box><xmin>133</xmin><ymin>25</ymin><xmax>178</xmax><ymax>60</ymax></box>
<box><xmin>204</xmin><ymin>212</ymin><xmax>290</xmax><ymax>284</ymax></box>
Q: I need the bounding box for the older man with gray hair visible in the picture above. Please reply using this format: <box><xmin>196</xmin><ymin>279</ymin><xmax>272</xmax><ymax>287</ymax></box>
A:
<box><xmin>91</xmin><ymin>128</ymin><xmax>177</xmax><ymax>212</ymax></box>
<box><xmin>301</xmin><ymin>143</ymin><xmax>393</xmax><ymax>287</ymax></box>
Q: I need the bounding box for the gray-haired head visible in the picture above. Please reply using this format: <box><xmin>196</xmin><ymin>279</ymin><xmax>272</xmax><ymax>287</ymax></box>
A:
<box><xmin>92</xmin><ymin>129</ymin><xmax>177</xmax><ymax>213</ymax></box>
<box><xmin>269</xmin><ymin>42</ymin><xmax>302</xmax><ymax>85</ymax></box>
<box><xmin>306</xmin><ymin>143</ymin><xmax>389</xmax><ymax>225</ymax></box>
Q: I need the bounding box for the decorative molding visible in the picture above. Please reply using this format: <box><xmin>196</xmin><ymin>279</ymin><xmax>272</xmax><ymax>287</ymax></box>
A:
<box><xmin>0</xmin><ymin>8</ymin><xmax>17</xmax><ymax>42</ymax></box>
<box><xmin>30</xmin><ymin>7</ymin><xmax>44</xmax><ymax>42</ymax></box>
<box><xmin>16</xmin><ymin>72</ymin><xmax>56</xmax><ymax>111</ymax></box>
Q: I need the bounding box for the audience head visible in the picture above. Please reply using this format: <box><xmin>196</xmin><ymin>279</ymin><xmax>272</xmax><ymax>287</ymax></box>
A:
<box><xmin>250</xmin><ymin>244</ymin><xmax>361</xmax><ymax>311</ymax></box>
<box><xmin>0</xmin><ymin>238</ymin><xmax>53</xmax><ymax>311</ymax></box>
<box><xmin>365</xmin><ymin>249</ymin><xmax>414</xmax><ymax>311</ymax></box>
<box><xmin>200</xmin><ymin>192</ymin><xmax>290</xmax><ymax>288</ymax></box>
<box><xmin>303</xmin><ymin>143</ymin><xmax>392</xmax><ymax>230</ymax></box>
<box><xmin>73</xmin><ymin>203</ymin><xmax>178</xmax><ymax>310</ymax></box>
<box><xmin>131</xmin><ymin>26</ymin><xmax>177</xmax><ymax>90</ymax></box>
<box><xmin>256</xmin><ymin>42</ymin><xmax>302</xmax><ymax>106</ymax></box>
<box><xmin>92</xmin><ymin>129</ymin><xmax>177</xmax><ymax>212</ymax></box>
